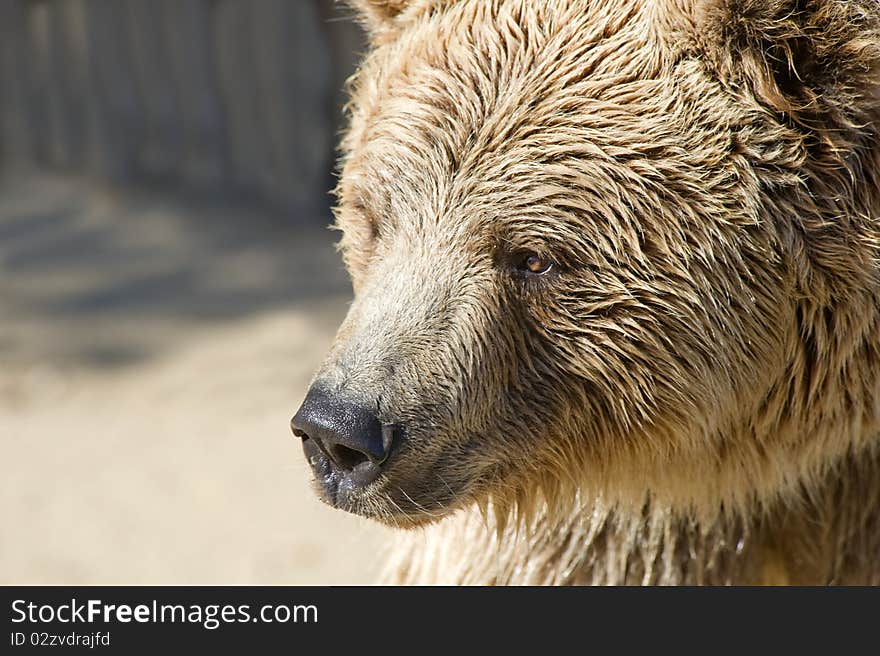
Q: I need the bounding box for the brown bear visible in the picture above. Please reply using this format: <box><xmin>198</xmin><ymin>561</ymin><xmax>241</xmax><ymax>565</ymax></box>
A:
<box><xmin>291</xmin><ymin>0</ymin><xmax>880</xmax><ymax>584</ymax></box>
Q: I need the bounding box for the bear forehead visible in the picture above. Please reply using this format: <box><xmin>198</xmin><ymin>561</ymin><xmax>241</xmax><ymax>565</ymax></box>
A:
<box><xmin>348</xmin><ymin>1</ymin><xmax>664</xmax><ymax>167</ymax></box>
<box><xmin>339</xmin><ymin>0</ymin><xmax>760</xmax><ymax>258</ymax></box>
<box><xmin>341</xmin><ymin>0</ymin><xmax>748</xmax><ymax>234</ymax></box>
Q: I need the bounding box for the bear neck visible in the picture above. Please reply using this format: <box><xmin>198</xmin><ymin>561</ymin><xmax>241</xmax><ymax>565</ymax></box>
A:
<box><xmin>384</xmin><ymin>443</ymin><xmax>880</xmax><ymax>584</ymax></box>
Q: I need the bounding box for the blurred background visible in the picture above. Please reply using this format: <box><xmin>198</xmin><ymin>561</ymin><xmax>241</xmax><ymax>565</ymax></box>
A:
<box><xmin>0</xmin><ymin>0</ymin><xmax>394</xmax><ymax>583</ymax></box>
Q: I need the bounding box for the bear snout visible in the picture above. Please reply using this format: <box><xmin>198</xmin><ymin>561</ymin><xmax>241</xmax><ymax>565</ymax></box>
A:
<box><xmin>291</xmin><ymin>385</ymin><xmax>399</xmax><ymax>507</ymax></box>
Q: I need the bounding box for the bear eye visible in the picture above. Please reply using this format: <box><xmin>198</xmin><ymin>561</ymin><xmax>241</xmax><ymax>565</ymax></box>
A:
<box><xmin>515</xmin><ymin>252</ymin><xmax>553</xmax><ymax>275</ymax></box>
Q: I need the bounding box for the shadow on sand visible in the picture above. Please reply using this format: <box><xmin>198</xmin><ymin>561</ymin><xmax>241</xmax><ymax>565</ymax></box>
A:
<box><xmin>0</xmin><ymin>174</ymin><xmax>351</xmax><ymax>370</ymax></box>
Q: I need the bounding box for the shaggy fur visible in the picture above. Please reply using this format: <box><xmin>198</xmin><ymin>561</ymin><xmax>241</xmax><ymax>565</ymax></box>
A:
<box><xmin>303</xmin><ymin>0</ymin><xmax>880</xmax><ymax>584</ymax></box>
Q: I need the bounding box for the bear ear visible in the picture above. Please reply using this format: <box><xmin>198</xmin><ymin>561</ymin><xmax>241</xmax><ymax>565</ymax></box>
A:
<box><xmin>677</xmin><ymin>0</ymin><xmax>880</xmax><ymax>135</ymax></box>
<box><xmin>346</xmin><ymin>0</ymin><xmax>413</xmax><ymax>38</ymax></box>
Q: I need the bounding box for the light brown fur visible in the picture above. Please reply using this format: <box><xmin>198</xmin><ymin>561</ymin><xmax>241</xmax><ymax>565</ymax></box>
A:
<box><xmin>304</xmin><ymin>0</ymin><xmax>880</xmax><ymax>584</ymax></box>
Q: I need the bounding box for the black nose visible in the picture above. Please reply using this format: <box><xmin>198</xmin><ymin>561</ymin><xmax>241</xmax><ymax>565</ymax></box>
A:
<box><xmin>291</xmin><ymin>386</ymin><xmax>394</xmax><ymax>486</ymax></box>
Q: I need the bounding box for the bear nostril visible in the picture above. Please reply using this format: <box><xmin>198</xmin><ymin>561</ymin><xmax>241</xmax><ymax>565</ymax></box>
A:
<box><xmin>331</xmin><ymin>444</ymin><xmax>370</xmax><ymax>471</ymax></box>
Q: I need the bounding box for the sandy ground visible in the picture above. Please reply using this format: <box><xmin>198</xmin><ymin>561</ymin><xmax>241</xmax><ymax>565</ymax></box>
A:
<box><xmin>0</xmin><ymin>174</ymin><xmax>393</xmax><ymax>584</ymax></box>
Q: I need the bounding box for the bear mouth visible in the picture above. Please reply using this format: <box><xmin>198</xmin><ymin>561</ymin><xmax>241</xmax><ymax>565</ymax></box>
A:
<box><xmin>301</xmin><ymin>436</ymin><xmax>460</xmax><ymax>526</ymax></box>
<box><xmin>302</xmin><ymin>435</ymin><xmax>372</xmax><ymax>509</ymax></box>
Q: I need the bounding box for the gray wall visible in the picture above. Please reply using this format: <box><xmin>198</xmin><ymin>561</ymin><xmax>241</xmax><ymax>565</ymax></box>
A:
<box><xmin>0</xmin><ymin>0</ymin><xmax>365</xmax><ymax>214</ymax></box>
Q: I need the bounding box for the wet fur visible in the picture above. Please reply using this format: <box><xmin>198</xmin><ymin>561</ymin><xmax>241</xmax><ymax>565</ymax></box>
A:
<box><xmin>319</xmin><ymin>0</ymin><xmax>880</xmax><ymax>584</ymax></box>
